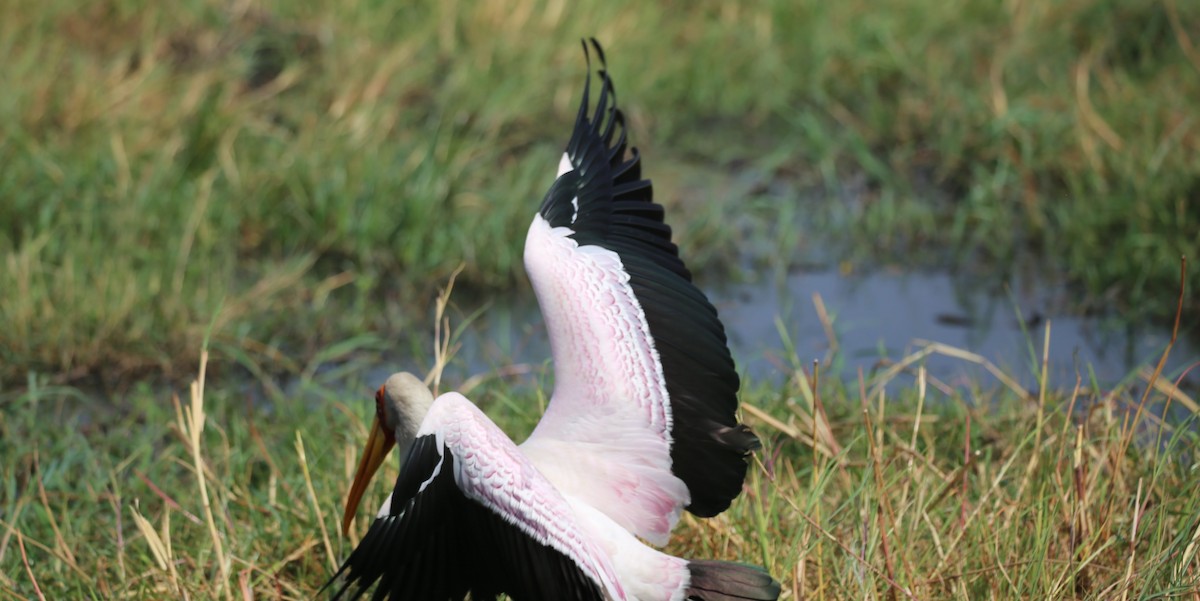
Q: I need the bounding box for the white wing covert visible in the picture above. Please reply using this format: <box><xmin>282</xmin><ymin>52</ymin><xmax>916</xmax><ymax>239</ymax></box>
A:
<box><xmin>329</xmin><ymin>394</ymin><xmax>624</xmax><ymax>601</ymax></box>
<box><xmin>521</xmin><ymin>40</ymin><xmax>760</xmax><ymax>546</ymax></box>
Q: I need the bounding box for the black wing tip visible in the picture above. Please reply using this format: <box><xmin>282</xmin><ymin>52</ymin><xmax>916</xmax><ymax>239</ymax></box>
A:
<box><xmin>319</xmin><ymin>564</ymin><xmax>352</xmax><ymax>600</ymax></box>
<box><xmin>583</xmin><ymin>37</ymin><xmax>606</xmax><ymax>67</ymax></box>
<box><xmin>577</xmin><ymin>38</ymin><xmax>611</xmax><ymax>104</ymax></box>
<box><xmin>543</xmin><ymin>37</ymin><xmax>658</xmax><ymax>242</ymax></box>
<box><xmin>323</xmin><ymin>516</ymin><xmax>392</xmax><ymax>600</ymax></box>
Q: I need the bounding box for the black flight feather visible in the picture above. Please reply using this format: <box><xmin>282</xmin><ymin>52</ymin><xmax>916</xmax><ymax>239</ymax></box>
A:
<box><xmin>322</xmin><ymin>435</ymin><xmax>606</xmax><ymax>600</ymax></box>
<box><xmin>536</xmin><ymin>38</ymin><xmax>759</xmax><ymax>518</ymax></box>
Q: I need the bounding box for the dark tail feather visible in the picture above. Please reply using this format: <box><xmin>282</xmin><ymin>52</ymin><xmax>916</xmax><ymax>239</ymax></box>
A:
<box><xmin>685</xmin><ymin>560</ymin><xmax>781</xmax><ymax>601</ymax></box>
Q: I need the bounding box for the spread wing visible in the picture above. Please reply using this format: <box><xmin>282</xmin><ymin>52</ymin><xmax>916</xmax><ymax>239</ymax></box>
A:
<box><xmin>520</xmin><ymin>40</ymin><xmax>760</xmax><ymax>546</ymax></box>
<box><xmin>326</xmin><ymin>394</ymin><xmax>624</xmax><ymax>601</ymax></box>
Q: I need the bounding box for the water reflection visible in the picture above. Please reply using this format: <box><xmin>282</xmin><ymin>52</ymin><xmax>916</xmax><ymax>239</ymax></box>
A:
<box><xmin>717</xmin><ymin>269</ymin><xmax>1194</xmax><ymax>391</ymax></box>
<box><xmin>428</xmin><ymin>268</ymin><xmax>1197</xmax><ymax>395</ymax></box>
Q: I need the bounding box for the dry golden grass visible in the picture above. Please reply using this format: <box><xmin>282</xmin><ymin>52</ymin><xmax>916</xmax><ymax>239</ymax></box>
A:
<box><xmin>3</xmin><ymin>276</ymin><xmax>1197</xmax><ymax>599</ymax></box>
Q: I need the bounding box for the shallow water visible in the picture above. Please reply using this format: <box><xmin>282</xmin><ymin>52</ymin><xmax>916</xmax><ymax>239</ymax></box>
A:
<box><xmin>716</xmin><ymin>268</ymin><xmax>1195</xmax><ymax>391</ymax></box>
<box><xmin>384</xmin><ymin>266</ymin><xmax>1197</xmax><ymax>397</ymax></box>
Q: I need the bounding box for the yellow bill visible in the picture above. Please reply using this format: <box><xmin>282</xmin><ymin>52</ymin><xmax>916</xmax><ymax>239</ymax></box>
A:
<box><xmin>341</xmin><ymin>415</ymin><xmax>395</xmax><ymax>535</ymax></box>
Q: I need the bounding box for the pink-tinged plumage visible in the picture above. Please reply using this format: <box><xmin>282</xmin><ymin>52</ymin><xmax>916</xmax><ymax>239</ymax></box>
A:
<box><xmin>566</xmin><ymin>499</ymin><xmax>691</xmax><ymax>601</ymax></box>
<box><xmin>418</xmin><ymin>394</ymin><xmax>626</xmax><ymax>600</ymax></box>
<box><xmin>523</xmin><ymin>215</ymin><xmax>683</xmax><ymax>544</ymax></box>
<box><xmin>327</xmin><ymin>39</ymin><xmax>780</xmax><ymax>601</ymax></box>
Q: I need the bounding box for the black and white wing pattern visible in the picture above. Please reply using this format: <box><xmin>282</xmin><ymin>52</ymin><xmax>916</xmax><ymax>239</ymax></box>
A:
<box><xmin>521</xmin><ymin>39</ymin><xmax>760</xmax><ymax>546</ymax></box>
<box><xmin>327</xmin><ymin>394</ymin><xmax>624</xmax><ymax>601</ymax></box>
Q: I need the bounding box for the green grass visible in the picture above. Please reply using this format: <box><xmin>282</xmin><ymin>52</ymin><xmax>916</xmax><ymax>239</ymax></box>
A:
<box><xmin>3</xmin><ymin>1</ymin><xmax>1199</xmax><ymax>597</ymax></box>
<box><xmin>3</xmin><ymin>319</ymin><xmax>1198</xmax><ymax>599</ymax></box>
<box><xmin>1</xmin><ymin>0</ymin><xmax>1198</xmax><ymax>383</ymax></box>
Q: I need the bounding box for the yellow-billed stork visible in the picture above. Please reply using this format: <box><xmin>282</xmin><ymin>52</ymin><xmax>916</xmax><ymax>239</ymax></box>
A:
<box><xmin>326</xmin><ymin>40</ymin><xmax>780</xmax><ymax>601</ymax></box>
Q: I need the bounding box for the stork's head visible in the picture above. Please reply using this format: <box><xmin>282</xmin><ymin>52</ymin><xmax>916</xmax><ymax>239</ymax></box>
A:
<box><xmin>341</xmin><ymin>372</ymin><xmax>434</xmax><ymax>535</ymax></box>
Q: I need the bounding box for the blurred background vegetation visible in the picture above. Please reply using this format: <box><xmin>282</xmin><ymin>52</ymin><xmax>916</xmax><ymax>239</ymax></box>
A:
<box><xmin>1</xmin><ymin>0</ymin><xmax>1197</xmax><ymax>387</ymax></box>
<box><xmin>4</xmin><ymin>2</ymin><xmax>1200</xmax><ymax>599</ymax></box>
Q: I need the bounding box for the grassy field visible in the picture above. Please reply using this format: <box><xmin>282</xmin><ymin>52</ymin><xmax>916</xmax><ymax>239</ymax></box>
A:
<box><xmin>3</xmin><ymin>0</ymin><xmax>1200</xmax><ymax>599</ymax></box>
<box><xmin>3</xmin><ymin>316</ymin><xmax>1198</xmax><ymax>599</ymax></box>
<box><xmin>1</xmin><ymin>0</ymin><xmax>1198</xmax><ymax>383</ymax></box>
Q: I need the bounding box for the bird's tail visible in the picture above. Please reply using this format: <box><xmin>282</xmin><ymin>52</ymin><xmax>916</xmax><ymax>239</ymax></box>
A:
<box><xmin>685</xmin><ymin>560</ymin><xmax>781</xmax><ymax>601</ymax></box>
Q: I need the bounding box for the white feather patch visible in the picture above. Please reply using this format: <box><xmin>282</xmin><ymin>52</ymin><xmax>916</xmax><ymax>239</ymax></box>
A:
<box><xmin>522</xmin><ymin>214</ymin><xmax>686</xmax><ymax>545</ymax></box>
<box><xmin>375</xmin><ymin>494</ymin><xmax>392</xmax><ymax>518</ymax></box>
<box><xmin>422</xmin><ymin>393</ymin><xmax>627</xmax><ymax>600</ymax></box>
<box><xmin>557</xmin><ymin>152</ymin><xmax>573</xmax><ymax>177</ymax></box>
